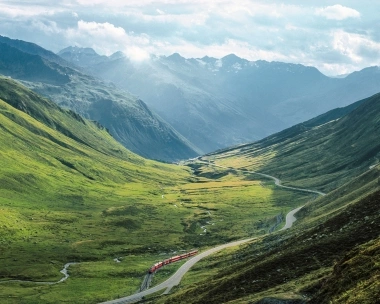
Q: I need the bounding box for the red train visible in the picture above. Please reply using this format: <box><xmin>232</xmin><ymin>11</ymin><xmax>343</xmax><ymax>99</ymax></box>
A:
<box><xmin>148</xmin><ymin>250</ymin><xmax>198</xmax><ymax>273</ymax></box>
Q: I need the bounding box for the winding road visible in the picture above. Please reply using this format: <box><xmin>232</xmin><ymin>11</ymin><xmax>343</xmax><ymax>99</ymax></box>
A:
<box><xmin>205</xmin><ymin>161</ymin><xmax>326</xmax><ymax>197</ymax></box>
<box><xmin>99</xmin><ymin>162</ymin><xmax>326</xmax><ymax>304</ymax></box>
<box><xmin>1</xmin><ymin>161</ymin><xmax>325</xmax><ymax>302</ymax></box>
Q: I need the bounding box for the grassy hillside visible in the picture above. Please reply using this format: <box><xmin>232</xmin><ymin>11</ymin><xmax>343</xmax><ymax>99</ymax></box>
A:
<box><xmin>149</xmin><ymin>93</ymin><xmax>380</xmax><ymax>304</ymax></box>
<box><xmin>153</xmin><ymin>160</ymin><xmax>380</xmax><ymax>304</ymax></box>
<box><xmin>0</xmin><ymin>77</ymin><xmax>310</xmax><ymax>303</ymax></box>
<box><xmin>0</xmin><ymin>77</ymin><xmax>191</xmax><ymax>302</ymax></box>
<box><xmin>204</xmin><ymin>93</ymin><xmax>380</xmax><ymax>193</ymax></box>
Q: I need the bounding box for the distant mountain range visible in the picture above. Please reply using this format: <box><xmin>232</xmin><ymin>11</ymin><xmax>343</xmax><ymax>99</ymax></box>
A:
<box><xmin>59</xmin><ymin>47</ymin><xmax>380</xmax><ymax>154</ymax></box>
<box><xmin>0</xmin><ymin>36</ymin><xmax>199</xmax><ymax>161</ymax></box>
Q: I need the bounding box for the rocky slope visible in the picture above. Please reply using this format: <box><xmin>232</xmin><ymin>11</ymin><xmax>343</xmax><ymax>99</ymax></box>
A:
<box><xmin>0</xmin><ymin>37</ymin><xmax>199</xmax><ymax>161</ymax></box>
<box><xmin>59</xmin><ymin>48</ymin><xmax>380</xmax><ymax>153</ymax></box>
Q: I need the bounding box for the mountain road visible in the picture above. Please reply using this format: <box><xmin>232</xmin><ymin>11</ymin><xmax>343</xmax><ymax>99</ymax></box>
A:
<box><xmin>99</xmin><ymin>161</ymin><xmax>326</xmax><ymax>304</ymax></box>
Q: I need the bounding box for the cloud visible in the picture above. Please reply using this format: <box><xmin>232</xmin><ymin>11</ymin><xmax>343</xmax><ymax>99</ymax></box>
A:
<box><xmin>331</xmin><ymin>29</ymin><xmax>380</xmax><ymax>63</ymax></box>
<box><xmin>74</xmin><ymin>20</ymin><xmax>127</xmax><ymax>40</ymax></box>
<box><xmin>65</xmin><ymin>20</ymin><xmax>151</xmax><ymax>61</ymax></box>
<box><xmin>0</xmin><ymin>1</ymin><xmax>379</xmax><ymax>75</ymax></box>
<box><xmin>316</xmin><ymin>4</ymin><xmax>360</xmax><ymax>20</ymax></box>
<box><xmin>0</xmin><ymin>5</ymin><xmax>51</xmax><ymax>18</ymax></box>
<box><xmin>31</xmin><ymin>20</ymin><xmax>62</xmax><ymax>35</ymax></box>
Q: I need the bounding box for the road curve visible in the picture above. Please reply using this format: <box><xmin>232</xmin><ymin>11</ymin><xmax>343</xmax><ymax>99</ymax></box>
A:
<box><xmin>279</xmin><ymin>206</ymin><xmax>303</xmax><ymax>231</ymax></box>
<box><xmin>99</xmin><ymin>239</ymin><xmax>253</xmax><ymax>304</ymax></box>
<box><xmin>99</xmin><ymin>163</ymin><xmax>326</xmax><ymax>304</ymax></box>
<box><xmin>205</xmin><ymin>161</ymin><xmax>326</xmax><ymax>197</ymax></box>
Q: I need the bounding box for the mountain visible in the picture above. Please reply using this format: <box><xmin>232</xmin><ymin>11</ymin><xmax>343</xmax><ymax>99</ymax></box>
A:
<box><xmin>0</xmin><ymin>42</ymin><xmax>69</xmax><ymax>85</ymax></box>
<box><xmin>156</xmin><ymin>92</ymin><xmax>380</xmax><ymax>304</ymax></box>
<box><xmin>0</xmin><ymin>76</ymin><xmax>196</xmax><ymax>297</ymax></box>
<box><xmin>58</xmin><ymin>46</ymin><xmax>120</xmax><ymax>68</ymax></box>
<box><xmin>60</xmin><ymin>49</ymin><xmax>289</xmax><ymax>153</ymax></box>
<box><xmin>1</xmin><ymin>73</ymin><xmax>379</xmax><ymax>303</ymax></box>
<box><xmin>62</xmin><ymin>48</ymin><xmax>380</xmax><ymax>154</ymax></box>
<box><xmin>0</xmin><ymin>38</ymin><xmax>199</xmax><ymax>161</ymax></box>
<box><xmin>0</xmin><ymin>75</ymin><xmax>131</xmax><ymax>161</ymax></box>
<box><xmin>0</xmin><ymin>35</ymin><xmax>71</xmax><ymax>67</ymax></box>
<box><xmin>1</xmin><ymin>76</ymin><xmax>309</xmax><ymax>303</ymax></box>
<box><xmin>206</xmin><ymin>92</ymin><xmax>380</xmax><ymax>192</ymax></box>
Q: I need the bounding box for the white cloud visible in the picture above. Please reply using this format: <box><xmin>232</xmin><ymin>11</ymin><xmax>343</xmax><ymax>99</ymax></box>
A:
<box><xmin>76</xmin><ymin>20</ymin><xmax>127</xmax><ymax>40</ymax></box>
<box><xmin>316</xmin><ymin>4</ymin><xmax>360</xmax><ymax>20</ymax></box>
<box><xmin>1</xmin><ymin>1</ymin><xmax>379</xmax><ymax>76</ymax></box>
<box><xmin>331</xmin><ymin>30</ymin><xmax>380</xmax><ymax>63</ymax></box>
<box><xmin>32</xmin><ymin>20</ymin><xmax>62</xmax><ymax>35</ymax></box>
<box><xmin>65</xmin><ymin>20</ymin><xmax>151</xmax><ymax>61</ymax></box>
<box><xmin>123</xmin><ymin>10</ymin><xmax>209</xmax><ymax>28</ymax></box>
<box><xmin>0</xmin><ymin>5</ymin><xmax>55</xmax><ymax>17</ymax></box>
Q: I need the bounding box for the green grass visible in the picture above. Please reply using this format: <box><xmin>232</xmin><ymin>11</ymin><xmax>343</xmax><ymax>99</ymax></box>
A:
<box><xmin>140</xmin><ymin>94</ymin><xmax>380</xmax><ymax>303</ymax></box>
<box><xmin>5</xmin><ymin>75</ymin><xmax>377</xmax><ymax>304</ymax></box>
<box><xmin>203</xmin><ymin>93</ymin><xmax>380</xmax><ymax>193</ymax></box>
<box><xmin>153</xmin><ymin>166</ymin><xmax>380</xmax><ymax>304</ymax></box>
<box><xmin>308</xmin><ymin>237</ymin><xmax>380</xmax><ymax>304</ymax></box>
<box><xmin>0</xmin><ymin>77</ymin><xmax>312</xmax><ymax>303</ymax></box>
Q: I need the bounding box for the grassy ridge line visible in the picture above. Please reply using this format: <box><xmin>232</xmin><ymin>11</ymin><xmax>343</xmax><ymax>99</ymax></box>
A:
<box><xmin>0</xmin><ymin>78</ymin><xmax>190</xmax><ymax>280</ymax></box>
<box><xmin>0</xmin><ymin>76</ymin><xmax>137</xmax><ymax>162</ymax></box>
<box><xmin>204</xmin><ymin>92</ymin><xmax>380</xmax><ymax>193</ymax></box>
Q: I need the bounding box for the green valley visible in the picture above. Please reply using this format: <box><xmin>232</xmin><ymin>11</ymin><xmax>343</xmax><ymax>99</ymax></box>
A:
<box><xmin>1</xmin><ymin>3</ymin><xmax>380</xmax><ymax>304</ymax></box>
<box><xmin>0</xmin><ymin>77</ymin><xmax>309</xmax><ymax>303</ymax></box>
<box><xmin>150</xmin><ymin>93</ymin><xmax>380</xmax><ymax>304</ymax></box>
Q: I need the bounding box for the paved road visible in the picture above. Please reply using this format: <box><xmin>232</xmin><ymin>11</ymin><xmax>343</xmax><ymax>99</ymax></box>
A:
<box><xmin>99</xmin><ymin>239</ymin><xmax>253</xmax><ymax>304</ymax></box>
<box><xmin>100</xmin><ymin>164</ymin><xmax>326</xmax><ymax>304</ymax></box>
<box><xmin>1</xmin><ymin>160</ymin><xmax>326</xmax><ymax>302</ymax></box>
<box><xmin>279</xmin><ymin>206</ymin><xmax>304</xmax><ymax>231</ymax></box>
<box><xmin>206</xmin><ymin>161</ymin><xmax>326</xmax><ymax>197</ymax></box>
<box><xmin>100</xmin><ymin>238</ymin><xmax>255</xmax><ymax>304</ymax></box>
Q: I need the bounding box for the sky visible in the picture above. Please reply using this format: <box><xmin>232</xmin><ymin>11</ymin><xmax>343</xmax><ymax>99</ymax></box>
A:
<box><xmin>0</xmin><ymin>0</ymin><xmax>379</xmax><ymax>76</ymax></box>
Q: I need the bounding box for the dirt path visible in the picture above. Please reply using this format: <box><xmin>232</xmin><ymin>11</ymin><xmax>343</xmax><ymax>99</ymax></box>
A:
<box><xmin>0</xmin><ymin>262</ymin><xmax>77</xmax><ymax>285</ymax></box>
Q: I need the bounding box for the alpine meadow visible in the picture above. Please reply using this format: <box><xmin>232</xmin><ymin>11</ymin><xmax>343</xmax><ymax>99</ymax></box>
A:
<box><xmin>0</xmin><ymin>1</ymin><xmax>380</xmax><ymax>304</ymax></box>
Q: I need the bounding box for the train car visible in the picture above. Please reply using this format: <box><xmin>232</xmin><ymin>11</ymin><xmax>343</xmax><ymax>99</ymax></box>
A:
<box><xmin>148</xmin><ymin>250</ymin><xmax>198</xmax><ymax>273</ymax></box>
<box><xmin>148</xmin><ymin>261</ymin><xmax>164</xmax><ymax>273</ymax></box>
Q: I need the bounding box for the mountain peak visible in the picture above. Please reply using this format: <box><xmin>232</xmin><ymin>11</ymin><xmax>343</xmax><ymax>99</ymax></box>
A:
<box><xmin>109</xmin><ymin>51</ymin><xmax>125</xmax><ymax>60</ymax></box>
<box><xmin>166</xmin><ymin>53</ymin><xmax>186</xmax><ymax>62</ymax></box>
<box><xmin>58</xmin><ymin>46</ymin><xmax>98</xmax><ymax>56</ymax></box>
<box><xmin>222</xmin><ymin>53</ymin><xmax>242</xmax><ymax>61</ymax></box>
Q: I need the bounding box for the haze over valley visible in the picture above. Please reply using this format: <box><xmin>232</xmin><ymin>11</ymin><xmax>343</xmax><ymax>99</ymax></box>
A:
<box><xmin>0</xmin><ymin>1</ymin><xmax>379</xmax><ymax>303</ymax></box>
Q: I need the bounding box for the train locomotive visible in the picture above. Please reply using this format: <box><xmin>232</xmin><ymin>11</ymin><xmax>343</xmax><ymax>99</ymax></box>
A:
<box><xmin>148</xmin><ymin>250</ymin><xmax>198</xmax><ymax>273</ymax></box>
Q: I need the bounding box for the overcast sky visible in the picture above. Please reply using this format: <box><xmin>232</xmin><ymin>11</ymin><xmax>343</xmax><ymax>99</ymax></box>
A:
<box><xmin>0</xmin><ymin>0</ymin><xmax>379</xmax><ymax>75</ymax></box>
